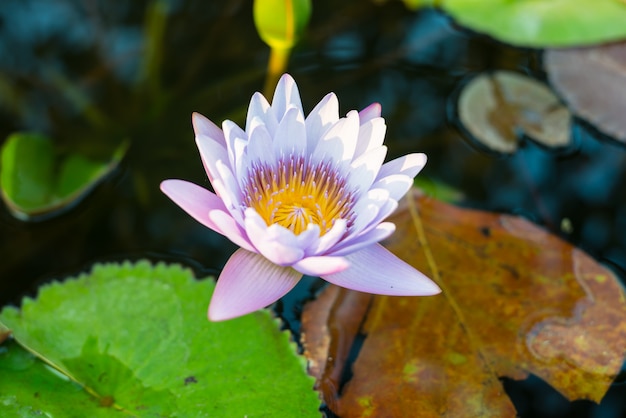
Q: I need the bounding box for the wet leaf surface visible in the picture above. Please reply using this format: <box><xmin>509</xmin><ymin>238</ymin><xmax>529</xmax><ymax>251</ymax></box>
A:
<box><xmin>0</xmin><ymin>340</ymin><xmax>116</xmax><ymax>417</ymax></box>
<box><xmin>0</xmin><ymin>133</ymin><xmax>128</xmax><ymax>221</ymax></box>
<box><xmin>0</xmin><ymin>261</ymin><xmax>320</xmax><ymax>416</ymax></box>
<box><xmin>439</xmin><ymin>0</ymin><xmax>626</xmax><ymax>47</ymax></box>
<box><xmin>302</xmin><ymin>190</ymin><xmax>626</xmax><ymax>417</ymax></box>
<box><xmin>545</xmin><ymin>42</ymin><xmax>626</xmax><ymax>144</ymax></box>
<box><xmin>458</xmin><ymin>71</ymin><xmax>571</xmax><ymax>154</ymax></box>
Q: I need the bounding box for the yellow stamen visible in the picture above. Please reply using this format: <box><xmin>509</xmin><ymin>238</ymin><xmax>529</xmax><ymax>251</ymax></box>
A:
<box><xmin>243</xmin><ymin>156</ymin><xmax>354</xmax><ymax>235</ymax></box>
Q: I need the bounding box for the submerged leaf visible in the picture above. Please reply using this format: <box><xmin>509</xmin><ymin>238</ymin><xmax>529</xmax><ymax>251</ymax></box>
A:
<box><xmin>440</xmin><ymin>0</ymin><xmax>626</xmax><ymax>47</ymax></box>
<box><xmin>303</xmin><ymin>190</ymin><xmax>626</xmax><ymax>417</ymax></box>
<box><xmin>458</xmin><ymin>71</ymin><xmax>571</xmax><ymax>154</ymax></box>
<box><xmin>0</xmin><ymin>260</ymin><xmax>320</xmax><ymax>416</ymax></box>
<box><xmin>545</xmin><ymin>42</ymin><xmax>626</xmax><ymax>144</ymax></box>
<box><xmin>0</xmin><ymin>133</ymin><xmax>128</xmax><ymax>221</ymax></box>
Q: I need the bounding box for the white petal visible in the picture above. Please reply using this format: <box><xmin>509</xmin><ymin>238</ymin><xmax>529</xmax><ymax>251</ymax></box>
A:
<box><xmin>246</xmin><ymin>92</ymin><xmax>276</xmax><ymax>134</ymax></box>
<box><xmin>208</xmin><ymin>249</ymin><xmax>302</xmax><ymax>321</ymax></box>
<box><xmin>272</xmin><ymin>74</ymin><xmax>303</xmax><ymax>121</ymax></box>
<box><xmin>292</xmin><ymin>256</ymin><xmax>350</xmax><ymax>276</ymax></box>
<box><xmin>195</xmin><ymin>134</ymin><xmax>228</xmax><ymax>183</ymax></box>
<box><xmin>376</xmin><ymin>153</ymin><xmax>427</xmax><ymax>180</ymax></box>
<box><xmin>243</xmin><ymin>121</ymin><xmax>276</xmax><ymax>176</ymax></box>
<box><xmin>213</xmin><ymin>160</ymin><xmax>243</xmax><ymax>210</ymax></box>
<box><xmin>371</xmin><ymin>174</ymin><xmax>414</xmax><ymax>202</ymax></box>
<box><xmin>222</xmin><ymin>120</ymin><xmax>248</xmax><ymax>177</ymax></box>
<box><xmin>353</xmin><ymin>117</ymin><xmax>386</xmax><ymax>159</ymax></box>
<box><xmin>347</xmin><ymin>146</ymin><xmax>387</xmax><ymax>195</ymax></box>
<box><xmin>273</xmin><ymin>106</ymin><xmax>306</xmax><ymax>157</ymax></box>
<box><xmin>305</xmin><ymin>93</ymin><xmax>339</xmax><ymax>154</ymax></box>
<box><xmin>322</xmin><ymin>244</ymin><xmax>440</xmax><ymax>296</ymax></box>
<box><xmin>244</xmin><ymin>209</ymin><xmax>306</xmax><ymax>266</ymax></box>
<box><xmin>349</xmin><ymin>188</ymin><xmax>391</xmax><ymax>234</ymax></box>
<box><xmin>313</xmin><ymin>110</ymin><xmax>360</xmax><ymax>164</ymax></box>
<box><xmin>307</xmin><ymin>218</ymin><xmax>347</xmax><ymax>255</ymax></box>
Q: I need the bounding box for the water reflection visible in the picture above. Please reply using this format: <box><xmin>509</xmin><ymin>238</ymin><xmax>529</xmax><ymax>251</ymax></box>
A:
<box><xmin>1</xmin><ymin>1</ymin><xmax>625</xmax><ymax>417</ymax></box>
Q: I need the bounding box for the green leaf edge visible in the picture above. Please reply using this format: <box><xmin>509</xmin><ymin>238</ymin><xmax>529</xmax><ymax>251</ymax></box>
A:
<box><xmin>0</xmin><ymin>133</ymin><xmax>129</xmax><ymax>221</ymax></box>
<box><xmin>0</xmin><ymin>259</ymin><xmax>320</xmax><ymax>416</ymax></box>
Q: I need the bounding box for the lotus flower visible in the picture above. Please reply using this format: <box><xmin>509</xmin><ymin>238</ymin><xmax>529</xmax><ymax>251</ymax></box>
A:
<box><xmin>161</xmin><ymin>74</ymin><xmax>440</xmax><ymax>321</ymax></box>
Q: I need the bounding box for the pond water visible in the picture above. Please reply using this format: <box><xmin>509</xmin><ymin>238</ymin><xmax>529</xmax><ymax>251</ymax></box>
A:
<box><xmin>1</xmin><ymin>1</ymin><xmax>626</xmax><ymax>417</ymax></box>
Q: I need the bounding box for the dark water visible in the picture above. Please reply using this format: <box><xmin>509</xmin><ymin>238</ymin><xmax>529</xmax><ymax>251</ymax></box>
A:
<box><xmin>1</xmin><ymin>1</ymin><xmax>626</xmax><ymax>417</ymax></box>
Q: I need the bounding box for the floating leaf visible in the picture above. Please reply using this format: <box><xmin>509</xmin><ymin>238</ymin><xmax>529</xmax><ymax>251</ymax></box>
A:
<box><xmin>0</xmin><ymin>261</ymin><xmax>320</xmax><ymax>416</ymax></box>
<box><xmin>458</xmin><ymin>71</ymin><xmax>571</xmax><ymax>154</ymax></box>
<box><xmin>439</xmin><ymin>0</ymin><xmax>626</xmax><ymax>47</ymax></box>
<box><xmin>0</xmin><ymin>340</ymin><xmax>114</xmax><ymax>417</ymax></box>
<box><xmin>0</xmin><ymin>133</ymin><xmax>128</xmax><ymax>221</ymax></box>
<box><xmin>545</xmin><ymin>42</ymin><xmax>626</xmax><ymax>144</ymax></box>
<box><xmin>302</xmin><ymin>190</ymin><xmax>626</xmax><ymax>417</ymax></box>
<box><xmin>413</xmin><ymin>177</ymin><xmax>463</xmax><ymax>203</ymax></box>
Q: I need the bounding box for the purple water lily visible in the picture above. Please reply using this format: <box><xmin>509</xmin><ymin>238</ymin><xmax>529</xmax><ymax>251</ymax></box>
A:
<box><xmin>161</xmin><ymin>74</ymin><xmax>440</xmax><ymax>321</ymax></box>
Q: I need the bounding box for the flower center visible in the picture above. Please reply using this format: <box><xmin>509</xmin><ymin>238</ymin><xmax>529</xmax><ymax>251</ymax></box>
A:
<box><xmin>242</xmin><ymin>155</ymin><xmax>355</xmax><ymax>235</ymax></box>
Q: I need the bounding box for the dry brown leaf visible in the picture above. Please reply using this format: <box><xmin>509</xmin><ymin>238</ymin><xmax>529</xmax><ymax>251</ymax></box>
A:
<box><xmin>545</xmin><ymin>42</ymin><xmax>626</xmax><ymax>143</ymax></box>
<box><xmin>302</xmin><ymin>190</ymin><xmax>626</xmax><ymax>417</ymax></box>
<box><xmin>458</xmin><ymin>71</ymin><xmax>571</xmax><ymax>153</ymax></box>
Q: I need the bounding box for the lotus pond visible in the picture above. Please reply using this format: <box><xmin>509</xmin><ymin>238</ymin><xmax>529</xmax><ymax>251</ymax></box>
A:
<box><xmin>1</xmin><ymin>1</ymin><xmax>626</xmax><ymax>417</ymax></box>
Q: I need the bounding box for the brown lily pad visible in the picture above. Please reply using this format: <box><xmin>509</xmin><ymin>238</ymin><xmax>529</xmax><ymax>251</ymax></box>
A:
<box><xmin>458</xmin><ymin>71</ymin><xmax>571</xmax><ymax>153</ymax></box>
<box><xmin>302</xmin><ymin>190</ymin><xmax>626</xmax><ymax>417</ymax></box>
<box><xmin>545</xmin><ymin>42</ymin><xmax>626</xmax><ymax>143</ymax></box>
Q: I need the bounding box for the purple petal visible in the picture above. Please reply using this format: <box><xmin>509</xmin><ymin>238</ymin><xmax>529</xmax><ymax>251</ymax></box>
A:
<box><xmin>195</xmin><ymin>134</ymin><xmax>228</xmax><ymax>184</ymax></box>
<box><xmin>359</xmin><ymin>103</ymin><xmax>382</xmax><ymax>123</ymax></box>
<box><xmin>328</xmin><ymin>222</ymin><xmax>396</xmax><ymax>256</ymax></box>
<box><xmin>322</xmin><ymin>244</ymin><xmax>440</xmax><ymax>296</ymax></box>
<box><xmin>161</xmin><ymin>179</ymin><xmax>226</xmax><ymax>229</ymax></box>
<box><xmin>292</xmin><ymin>256</ymin><xmax>350</xmax><ymax>276</ymax></box>
<box><xmin>209</xmin><ymin>249</ymin><xmax>302</xmax><ymax>321</ymax></box>
<box><xmin>160</xmin><ymin>180</ymin><xmax>254</xmax><ymax>252</ymax></box>
<box><xmin>192</xmin><ymin>112</ymin><xmax>226</xmax><ymax>146</ymax></box>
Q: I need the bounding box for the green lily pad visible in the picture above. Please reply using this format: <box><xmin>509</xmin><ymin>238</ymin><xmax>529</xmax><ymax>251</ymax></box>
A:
<box><xmin>0</xmin><ymin>339</ymin><xmax>115</xmax><ymax>417</ymax></box>
<box><xmin>0</xmin><ymin>260</ymin><xmax>320</xmax><ymax>416</ymax></box>
<box><xmin>413</xmin><ymin>177</ymin><xmax>464</xmax><ymax>203</ymax></box>
<box><xmin>439</xmin><ymin>0</ymin><xmax>626</xmax><ymax>47</ymax></box>
<box><xmin>0</xmin><ymin>132</ymin><xmax>128</xmax><ymax>221</ymax></box>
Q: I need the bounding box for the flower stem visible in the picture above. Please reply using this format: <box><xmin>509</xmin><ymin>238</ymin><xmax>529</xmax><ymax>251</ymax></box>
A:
<box><xmin>263</xmin><ymin>47</ymin><xmax>291</xmax><ymax>98</ymax></box>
